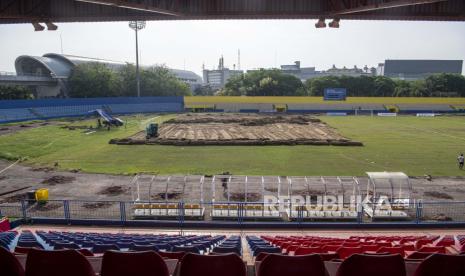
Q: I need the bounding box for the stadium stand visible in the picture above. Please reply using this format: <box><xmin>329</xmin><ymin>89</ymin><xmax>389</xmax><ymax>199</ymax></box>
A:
<box><xmin>287</xmin><ymin>104</ymin><xmax>385</xmax><ymax>113</ymax></box>
<box><xmin>0</xmin><ymin>97</ymin><xmax>184</xmax><ymax>123</ymax></box>
<box><xmin>2</xmin><ymin>229</ymin><xmax>465</xmax><ymax>275</ymax></box>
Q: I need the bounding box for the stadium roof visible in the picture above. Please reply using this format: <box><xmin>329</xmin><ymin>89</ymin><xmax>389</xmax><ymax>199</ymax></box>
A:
<box><xmin>384</xmin><ymin>59</ymin><xmax>463</xmax><ymax>75</ymax></box>
<box><xmin>1</xmin><ymin>0</ymin><xmax>465</xmax><ymax>24</ymax></box>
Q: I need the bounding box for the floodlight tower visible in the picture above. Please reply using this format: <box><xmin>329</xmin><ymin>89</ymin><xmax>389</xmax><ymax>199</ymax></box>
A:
<box><xmin>129</xmin><ymin>20</ymin><xmax>146</xmax><ymax>97</ymax></box>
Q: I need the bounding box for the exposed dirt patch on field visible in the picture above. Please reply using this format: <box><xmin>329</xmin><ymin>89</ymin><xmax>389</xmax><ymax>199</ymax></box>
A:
<box><xmin>115</xmin><ymin>113</ymin><xmax>362</xmax><ymax>146</ymax></box>
<box><xmin>97</xmin><ymin>186</ymin><xmax>129</xmax><ymax>196</ymax></box>
<box><xmin>151</xmin><ymin>192</ymin><xmax>182</xmax><ymax>200</ymax></box>
<box><xmin>82</xmin><ymin>202</ymin><xmax>112</xmax><ymax>209</ymax></box>
<box><xmin>41</xmin><ymin>175</ymin><xmax>76</xmax><ymax>186</ymax></box>
<box><xmin>0</xmin><ymin>121</ymin><xmax>59</xmax><ymax>136</ymax></box>
<box><xmin>0</xmin><ymin>192</ymin><xmax>28</xmax><ymax>203</ymax></box>
<box><xmin>423</xmin><ymin>191</ymin><xmax>454</xmax><ymax>200</ymax></box>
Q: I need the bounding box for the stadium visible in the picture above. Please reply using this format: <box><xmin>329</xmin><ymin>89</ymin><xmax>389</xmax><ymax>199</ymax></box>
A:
<box><xmin>1</xmin><ymin>1</ymin><xmax>465</xmax><ymax>276</ymax></box>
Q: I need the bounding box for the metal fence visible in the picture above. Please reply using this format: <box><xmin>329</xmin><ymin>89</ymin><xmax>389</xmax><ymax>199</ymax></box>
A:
<box><xmin>1</xmin><ymin>199</ymin><xmax>465</xmax><ymax>227</ymax></box>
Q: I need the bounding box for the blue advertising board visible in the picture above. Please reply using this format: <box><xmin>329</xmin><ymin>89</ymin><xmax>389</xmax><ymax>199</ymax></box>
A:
<box><xmin>324</xmin><ymin>88</ymin><xmax>347</xmax><ymax>101</ymax></box>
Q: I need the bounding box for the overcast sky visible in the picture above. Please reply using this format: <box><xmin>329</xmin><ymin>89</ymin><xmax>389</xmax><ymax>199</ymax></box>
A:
<box><xmin>1</xmin><ymin>19</ymin><xmax>464</xmax><ymax>76</ymax></box>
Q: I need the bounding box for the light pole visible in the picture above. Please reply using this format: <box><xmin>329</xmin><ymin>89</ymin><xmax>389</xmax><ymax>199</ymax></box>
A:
<box><xmin>129</xmin><ymin>20</ymin><xmax>146</xmax><ymax>97</ymax></box>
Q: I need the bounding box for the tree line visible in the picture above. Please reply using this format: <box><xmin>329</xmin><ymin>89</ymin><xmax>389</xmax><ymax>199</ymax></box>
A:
<box><xmin>220</xmin><ymin>69</ymin><xmax>465</xmax><ymax>97</ymax></box>
<box><xmin>68</xmin><ymin>63</ymin><xmax>191</xmax><ymax>97</ymax></box>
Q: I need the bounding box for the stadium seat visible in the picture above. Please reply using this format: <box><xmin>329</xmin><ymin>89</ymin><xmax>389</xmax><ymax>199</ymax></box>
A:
<box><xmin>100</xmin><ymin>250</ymin><xmax>169</xmax><ymax>276</ymax></box>
<box><xmin>14</xmin><ymin>246</ymin><xmax>40</xmax><ymax>255</ymax></box>
<box><xmin>173</xmin><ymin>245</ymin><xmax>201</xmax><ymax>254</ymax></box>
<box><xmin>319</xmin><ymin>253</ymin><xmax>339</xmax><ymax>261</ymax></box>
<box><xmin>77</xmin><ymin>248</ymin><xmax>94</xmax><ymax>256</ymax></box>
<box><xmin>336</xmin><ymin>254</ymin><xmax>406</xmax><ymax>276</ymax></box>
<box><xmin>336</xmin><ymin>246</ymin><xmax>363</xmax><ymax>259</ymax></box>
<box><xmin>53</xmin><ymin>242</ymin><xmax>80</xmax><ymax>250</ymax></box>
<box><xmin>157</xmin><ymin>251</ymin><xmax>186</xmax><ymax>260</ymax></box>
<box><xmin>212</xmin><ymin>246</ymin><xmax>241</xmax><ymax>255</ymax></box>
<box><xmin>256</xmin><ymin>252</ymin><xmax>271</xmax><ymax>261</ymax></box>
<box><xmin>180</xmin><ymin>253</ymin><xmax>246</xmax><ymax>276</ymax></box>
<box><xmin>25</xmin><ymin>248</ymin><xmax>95</xmax><ymax>276</ymax></box>
<box><xmin>376</xmin><ymin>246</ymin><xmax>405</xmax><ymax>256</ymax></box>
<box><xmin>413</xmin><ymin>254</ymin><xmax>465</xmax><ymax>276</ymax></box>
<box><xmin>0</xmin><ymin>246</ymin><xmax>25</xmax><ymax>276</ymax></box>
<box><xmin>129</xmin><ymin>244</ymin><xmax>159</xmax><ymax>252</ymax></box>
<box><xmin>294</xmin><ymin>246</ymin><xmax>324</xmax><ymax>255</ymax></box>
<box><xmin>257</xmin><ymin>254</ymin><xmax>327</xmax><ymax>276</ymax></box>
<box><xmin>92</xmin><ymin>244</ymin><xmax>120</xmax><ymax>254</ymax></box>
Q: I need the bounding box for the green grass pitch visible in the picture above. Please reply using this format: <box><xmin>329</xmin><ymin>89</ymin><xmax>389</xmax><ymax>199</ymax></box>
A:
<box><xmin>0</xmin><ymin>114</ymin><xmax>464</xmax><ymax>176</ymax></box>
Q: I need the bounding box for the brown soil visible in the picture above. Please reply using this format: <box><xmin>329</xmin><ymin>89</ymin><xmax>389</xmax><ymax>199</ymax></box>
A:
<box><xmin>423</xmin><ymin>191</ymin><xmax>454</xmax><ymax>200</ymax></box>
<box><xmin>0</xmin><ymin>121</ymin><xmax>60</xmax><ymax>137</ymax></box>
<box><xmin>82</xmin><ymin>202</ymin><xmax>112</xmax><ymax>209</ymax></box>
<box><xmin>0</xmin><ymin>192</ymin><xmax>28</xmax><ymax>203</ymax></box>
<box><xmin>115</xmin><ymin>113</ymin><xmax>362</xmax><ymax>146</ymax></box>
<box><xmin>152</xmin><ymin>192</ymin><xmax>182</xmax><ymax>200</ymax></box>
<box><xmin>228</xmin><ymin>192</ymin><xmax>261</xmax><ymax>202</ymax></box>
<box><xmin>30</xmin><ymin>167</ymin><xmax>55</xmax><ymax>172</ymax></box>
<box><xmin>41</xmin><ymin>175</ymin><xmax>76</xmax><ymax>186</ymax></box>
<box><xmin>97</xmin><ymin>186</ymin><xmax>129</xmax><ymax>196</ymax></box>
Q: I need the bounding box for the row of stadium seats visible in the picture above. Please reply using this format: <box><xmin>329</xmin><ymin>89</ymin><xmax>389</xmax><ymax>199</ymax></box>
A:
<box><xmin>2</xmin><ymin>246</ymin><xmax>464</xmax><ymax>276</ymax></box>
<box><xmin>0</xmin><ymin>103</ymin><xmax>183</xmax><ymax>123</ymax></box>
<box><xmin>248</xmin><ymin>234</ymin><xmax>465</xmax><ymax>259</ymax></box>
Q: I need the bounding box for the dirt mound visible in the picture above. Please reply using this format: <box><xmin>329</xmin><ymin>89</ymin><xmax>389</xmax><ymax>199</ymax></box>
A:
<box><xmin>227</xmin><ymin>192</ymin><xmax>261</xmax><ymax>202</ymax></box>
<box><xmin>41</xmin><ymin>175</ymin><xmax>76</xmax><ymax>186</ymax></box>
<box><xmin>424</xmin><ymin>191</ymin><xmax>454</xmax><ymax>200</ymax></box>
<box><xmin>152</xmin><ymin>192</ymin><xmax>182</xmax><ymax>200</ymax></box>
<box><xmin>82</xmin><ymin>202</ymin><xmax>112</xmax><ymax>209</ymax></box>
<box><xmin>165</xmin><ymin>113</ymin><xmax>320</xmax><ymax>125</ymax></box>
<box><xmin>0</xmin><ymin>192</ymin><xmax>28</xmax><ymax>203</ymax></box>
<box><xmin>30</xmin><ymin>167</ymin><xmax>55</xmax><ymax>172</ymax></box>
<box><xmin>97</xmin><ymin>186</ymin><xmax>129</xmax><ymax>196</ymax></box>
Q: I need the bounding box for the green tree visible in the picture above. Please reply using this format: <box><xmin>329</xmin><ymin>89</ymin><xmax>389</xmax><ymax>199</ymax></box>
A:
<box><xmin>193</xmin><ymin>85</ymin><xmax>215</xmax><ymax>96</ymax></box>
<box><xmin>68</xmin><ymin>63</ymin><xmax>121</xmax><ymax>98</ymax></box>
<box><xmin>222</xmin><ymin>69</ymin><xmax>305</xmax><ymax>96</ymax></box>
<box><xmin>0</xmin><ymin>85</ymin><xmax>34</xmax><ymax>100</ymax></box>
<box><xmin>373</xmin><ymin>76</ymin><xmax>396</xmax><ymax>97</ymax></box>
<box><xmin>140</xmin><ymin>66</ymin><xmax>191</xmax><ymax>96</ymax></box>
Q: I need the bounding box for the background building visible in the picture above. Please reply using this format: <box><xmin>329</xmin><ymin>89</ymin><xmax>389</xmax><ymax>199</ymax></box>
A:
<box><xmin>378</xmin><ymin>59</ymin><xmax>463</xmax><ymax>80</ymax></box>
<box><xmin>1</xmin><ymin>53</ymin><xmax>202</xmax><ymax>98</ymax></box>
<box><xmin>202</xmin><ymin>56</ymin><xmax>243</xmax><ymax>90</ymax></box>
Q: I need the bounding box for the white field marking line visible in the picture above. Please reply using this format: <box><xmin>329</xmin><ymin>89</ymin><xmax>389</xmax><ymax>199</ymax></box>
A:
<box><xmin>399</xmin><ymin>123</ymin><xmax>465</xmax><ymax>141</ymax></box>
<box><xmin>0</xmin><ymin>159</ymin><xmax>20</xmax><ymax>174</ymax></box>
<box><xmin>85</xmin><ymin>131</ymin><xmax>96</xmax><ymax>135</ymax></box>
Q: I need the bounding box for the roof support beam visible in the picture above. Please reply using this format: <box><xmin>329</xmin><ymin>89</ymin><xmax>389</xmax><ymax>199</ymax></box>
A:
<box><xmin>332</xmin><ymin>0</ymin><xmax>448</xmax><ymax>15</ymax></box>
<box><xmin>74</xmin><ymin>0</ymin><xmax>182</xmax><ymax>16</ymax></box>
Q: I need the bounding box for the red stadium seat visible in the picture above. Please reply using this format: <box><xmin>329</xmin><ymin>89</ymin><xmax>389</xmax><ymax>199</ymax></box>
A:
<box><xmin>322</xmin><ymin>245</ymin><xmax>341</xmax><ymax>252</ymax></box>
<box><xmin>0</xmin><ymin>246</ymin><xmax>25</xmax><ymax>276</ymax></box>
<box><xmin>361</xmin><ymin>244</ymin><xmax>381</xmax><ymax>252</ymax></box>
<box><xmin>180</xmin><ymin>253</ymin><xmax>246</xmax><ymax>276</ymax></box>
<box><xmin>294</xmin><ymin>246</ymin><xmax>324</xmax><ymax>255</ymax></box>
<box><xmin>25</xmin><ymin>248</ymin><xmax>95</xmax><ymax>276</ymax></box>
<box><xmin>336</xmin><ymin>254</ymin><xmax>406</xmax><ymax>276</ymax></box>
<box><xmin>258</xmin><ymin>254</ymin><xmax>326</xmax><ymax>276</ymax></box>
<box><xmin>376</xmin><ymin>246</ymin><xmax>405</xmax><ymax>257</ymax></box>
<box><xmin>100</xmin><ymin>250</ymin><xmax>169</xmax><ymax>276</ymax></box>
<box><xmin>319</xmin><ymin>253</ymin><xmax>339</xmax><ymax>261</ymax></box>
<box><xmin>336</xmin><ymin>246</ymin><xmax>363</xmax><ymax>259</ymax></box>
<box><xmin>413</xmin><ymin>254</ymin><xmax>465</xmax><ymax>276</ymax></box>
